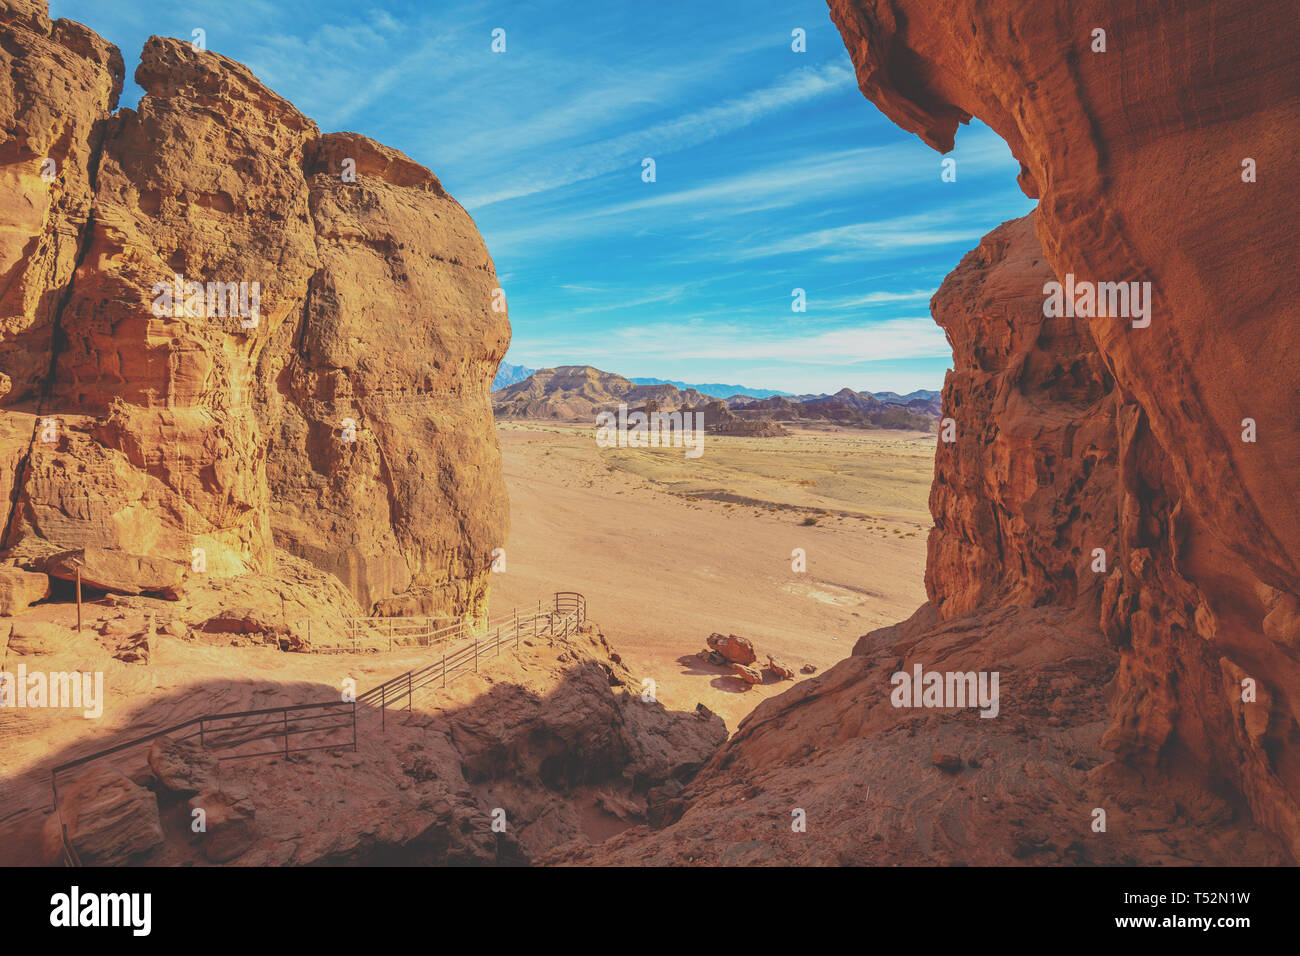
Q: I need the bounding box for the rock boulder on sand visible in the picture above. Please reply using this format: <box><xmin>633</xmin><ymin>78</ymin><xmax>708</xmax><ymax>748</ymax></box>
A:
<box><xmin>706</xmin><ymin>632</ymin><xmax>756</xmax><ymax>665</ymax></box>
<box><xmin>765</xmin><ymin>655</ymin><xmax>794</xmax><ymax>680</ymax></box>
<box><xmin>44</xmin><ymin>548</ymin><xmax>184</xmax><ymax>598</ymax></box>
<box><xmin>730</xmin><ymin>662</ymin><xmax>763</xmax><ymax>686</ymax></box>
<box><xmin>0</xmin><ymin>567</ymin><xmax>49</xmax><ymax>615</ymax></box>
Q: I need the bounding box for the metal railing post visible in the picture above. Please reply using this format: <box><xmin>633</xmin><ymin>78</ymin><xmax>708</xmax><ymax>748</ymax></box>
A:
<box><xmin>283</xmin><ymin>710</ymin><xmax>289</xmax><ymax>757</ymax></box>
<box><xmin>407</xmin><ymin>671</ymin><xmax>413</xmax><ymax>711</ymax></box>
<box><xmin>474</xmin><ymin>636</ymin><xmax>479</xmax><ymax>672</ymax></box>
<box><xmin>442</xmin><ymin>651</ymin><xmax>447</xmax><ymax>687</ymax></box>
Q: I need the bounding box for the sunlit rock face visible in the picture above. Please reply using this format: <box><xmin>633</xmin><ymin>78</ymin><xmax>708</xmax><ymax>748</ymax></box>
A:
<box><xmin>0</xmin><ymin>2</ymin><xmax>508</xmax><ymax>621</ymax></box>
<box><xmin>825</xmin><ymin>0</ymin><xmax>1300</xmax><ymax>855</ymax></box>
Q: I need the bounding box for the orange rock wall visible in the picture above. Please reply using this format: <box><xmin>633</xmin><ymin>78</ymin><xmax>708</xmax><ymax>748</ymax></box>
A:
<box><xmin>829</xmin><ymin>0</ymin><xmax>1300</xmax><ymax>852</ymax></box>
<box><xmin>0</xmin><ymin>2</ymin><xmax>507</xmax><ymax>620</ymax></box>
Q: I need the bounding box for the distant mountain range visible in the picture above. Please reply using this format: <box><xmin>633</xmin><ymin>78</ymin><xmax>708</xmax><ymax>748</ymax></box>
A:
<box><xmin>491</xmin><ymin>362</ymin><xmax>537</xmax><ymax>391</ymax></box>
<box><xmin>492</xmin><ymin>366</ymin><xmax>940</xmax><ymax>430</ymax></box>
<box><xmin>492</xmin><ymin>366</ymin><xmax>713</xmax><ymax>420</ymax></box>
<box><xmin>497</xmin><ymin>368</ymin><xmax>939</xmax><ymax>404</ymax></box>
<box><xmin>628</xmin><ymin>377</ymin><xmax>788</xmax><ymax>399</ymax></box>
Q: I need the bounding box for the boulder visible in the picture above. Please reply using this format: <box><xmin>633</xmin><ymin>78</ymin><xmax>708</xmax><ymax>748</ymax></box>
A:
<box><xmin>48</xmin><ymin>766</ymin><xmax>163</xmax><ymax>865</ymax></box>
<box><xmin>45</xmin><ymin>548</ymin><xmax>184</xmax><ymax>598</ymax></box>
<box><xmin>5</xmin><ymin>619</ymin><xmax>67</xmax><ymax>656</ymax></box>
<box><xmin>932</xmin><ymin>752</ymin><xmax>964</xmax><ymax>774</ymax></box>
<box><xmin>198</xmin><ymin>607</ymin><xmax>287</xmax><ymax>635</ymax></box>
<box><xmin>765</xmin><ymin>655</ymin><xmax>795</xmax><ymax>680</ymax></box>
<box><xmin>730</xmin><ymin>663</ymin><xmax>763</xmax><ymax>686</ymax></box>
<box><xmin>706</xmin><ymin>632</ymin><xmax>756</xmax><ymax>665</ymax></box>
<box><xmin>148</xmin><ymin>736</ymin><xmax>219</xmax><ymax>795</ymax></box>
<box><xmin>189</xmin><ymin>787</ymin><xmax>257</xmax><ymax>863</ymax></box>
<box><xmin>0</xmin><ymin>568</ymin><xmax>50</xmax><ymax>616</ymax></box>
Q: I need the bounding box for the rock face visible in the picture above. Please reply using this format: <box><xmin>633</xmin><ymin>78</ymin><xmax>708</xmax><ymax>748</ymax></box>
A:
<box><xmin>825</xmin><ymin>0</ymin><xmax>1300</xmax><ymax>857</ymax></box>
<box><xmin>0</xmin><ymin>2</ymin><xmax>507</xmax><ymax>621</ymax></box>
<box><xmin>0</xmin><ymin>0</ymin><xmax>123</xmax><ymax>404</ymax></box>
<box><xmin>557</xmin><ymin>0</ymin><xmax>1299</xmax><ymax>865</ymax></box>
<box><xmin>925</xmin><ymin>214</ymin><xmax>1120</xmax><ymax>619</ymax></box>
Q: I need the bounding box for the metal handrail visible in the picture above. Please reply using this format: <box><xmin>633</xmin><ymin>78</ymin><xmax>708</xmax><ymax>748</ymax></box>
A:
<box><xmin>50</xmin><ymin>592</ymin><xmax>586</xmax><ymax>864</ymax></box>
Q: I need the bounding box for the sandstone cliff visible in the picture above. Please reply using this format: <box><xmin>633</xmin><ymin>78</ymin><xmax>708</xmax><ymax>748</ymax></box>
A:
<box><xmin>826</xmin><ymin>0</ymin><xmax>1300</xmax><ymax>856</ymax></box>
<box><xmin>0</xmin><ymin>0</ymin><xmax>507</xmax><ymax>623</ymax></box>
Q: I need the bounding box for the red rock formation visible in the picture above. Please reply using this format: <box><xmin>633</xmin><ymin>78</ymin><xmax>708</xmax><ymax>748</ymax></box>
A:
<box><xmin>926</xmin><ymin>213</ymin><xmax>1120</xmax><ymax>618</ymax></box>
<box><xmin>825</xmin><ymin>0</ymin><xmax>1300</xmax><ymax>856</ymax></box>
<box><xmin>0</xmin><ymin>0</ymin><xmax>123</xmax><ymax>404</ymax></box>
<box><xmin>0</xmin><ymin>2</ymin><xmax>507</xmax><ymax>622</ymax></box>
<box><xmin>706</xmin><ymin>632</ymin><xmax>757</xmax><ymax>665</ymax></box>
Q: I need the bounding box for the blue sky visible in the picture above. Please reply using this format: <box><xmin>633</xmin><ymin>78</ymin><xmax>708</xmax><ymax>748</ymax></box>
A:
<box><xmin>52</xmin><ymin>0</ymin><xmax>1035</xmax><ymax>394</ymax></box>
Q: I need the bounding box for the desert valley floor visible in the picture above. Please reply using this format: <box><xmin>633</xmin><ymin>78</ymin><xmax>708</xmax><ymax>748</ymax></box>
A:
<box><xmin>491</xmin><ymin>421</ymin><xmax>933</xmax><ymax>728</ymax></box>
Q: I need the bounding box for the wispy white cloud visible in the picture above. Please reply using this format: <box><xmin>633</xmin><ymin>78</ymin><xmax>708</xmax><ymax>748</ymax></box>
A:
<box><xmin>818</xmin><ymin>289</ymin><xmax>935</xmax><ymax>309</ymax></box>
<box><xmin>513</xmin><ymin>315</ymin><xmax>952</xmax><ymax>367</ymax></box>
<box><xmin>480</xmin><ymin>130</ymin><xmax>1019</xmax><ymax>259</ymax></box>
<box><xmin>461</xmin><ymin>62</ymin><xmax>856</xmax><ymax>208</ymax></box>
<box><xmin>722</xmin><ymin>211</ymin><xmax>992</xmax><ymax>262</ymax></box>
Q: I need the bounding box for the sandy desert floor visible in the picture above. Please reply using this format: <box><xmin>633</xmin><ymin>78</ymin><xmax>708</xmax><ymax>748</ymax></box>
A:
<box><xmin>489</xmin><ymin>421</ymin><xmax>935</xmax><ymax>730</ymax></box>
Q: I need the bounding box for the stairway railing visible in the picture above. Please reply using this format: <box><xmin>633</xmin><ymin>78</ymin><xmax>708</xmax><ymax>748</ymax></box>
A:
<box><xmin>48</xmin><ymin>592</ymin><xmax>586</xmax><ymax>865</ymax></box>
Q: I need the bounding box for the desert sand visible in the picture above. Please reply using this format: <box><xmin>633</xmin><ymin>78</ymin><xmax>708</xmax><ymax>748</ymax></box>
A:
<box><xmin>489</xmin><ymin>421</ymin><xmax>933</xmax><ymax>729</ymax></box>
